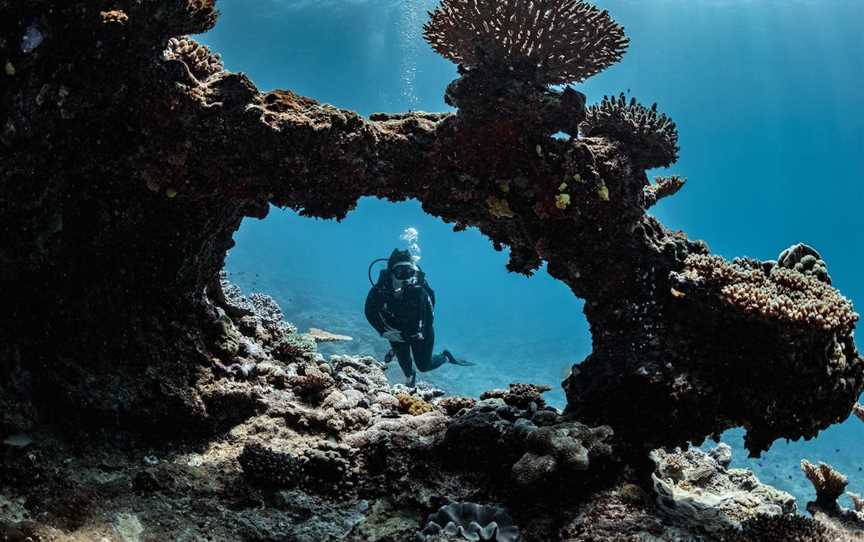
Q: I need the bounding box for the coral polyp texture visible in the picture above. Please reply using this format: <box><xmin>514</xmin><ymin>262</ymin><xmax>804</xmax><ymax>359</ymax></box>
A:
<box><xmin>675</xmin><ymin>254</ymin><xmax>857</xmax><ymax>332</ymax></box>
<box><xmin>423</xmin><ymin>0</ymin><xmax>629</xmax><ymax>84</ymax></box>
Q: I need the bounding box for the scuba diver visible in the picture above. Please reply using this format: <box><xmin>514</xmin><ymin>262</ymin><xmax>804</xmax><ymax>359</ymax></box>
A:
<box><xmin>365</xmin><ymin>249</ymin><xmax>473</xmax><ymax>386</ymax></box>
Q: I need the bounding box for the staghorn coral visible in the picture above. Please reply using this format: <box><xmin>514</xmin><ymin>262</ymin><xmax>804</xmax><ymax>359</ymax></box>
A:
<box><xmin>581</xmin><ymin>93</ymin><xmax>680</xmax><ymax>168</ymax></box>
<box><xmin>437</xmin><ymin>396</ymin><xmax>477</xmax><ymax>416</ymax></box>
<box><xmin>424</xmin><ymin>0</ymin><xmax>629</xmax><ymax>85</ymax></box>
<box><xmin>801</xmin><ymin>460</ymin><xmax>849</xmax><ymax>507</ymax></box>
<box><xmin>675</xmin><ymin>253</ymin><xmax>858</xmax><ymax>332</ymax></box>
<box><xmin>415</xmin><ymin>502</ymin><xmax>520</xmax><ymax>542</ymax></box>
<box><xmin>397</xmin><ymin>393</ymin><xmax>436</xmax><ymax>416</ymax></box>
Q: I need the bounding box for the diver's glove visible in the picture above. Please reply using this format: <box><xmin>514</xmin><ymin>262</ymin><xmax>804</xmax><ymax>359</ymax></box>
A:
<box><xmin>382</xmin><ymin>330</ymin><xmax>406</xmax><ymax>342</ymax></box>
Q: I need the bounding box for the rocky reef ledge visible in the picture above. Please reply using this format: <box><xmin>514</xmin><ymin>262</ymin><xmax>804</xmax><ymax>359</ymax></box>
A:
<box><xmin>1</xmin><ymin>283</ymin><xmax>861</xmax><ymax>541</ymax></box>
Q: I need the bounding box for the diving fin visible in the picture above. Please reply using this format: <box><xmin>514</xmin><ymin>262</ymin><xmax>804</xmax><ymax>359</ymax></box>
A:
<box><xmin>443</xmin><ymin>350</ymin><xmax>475</xmax><ymax>367</ymax></box>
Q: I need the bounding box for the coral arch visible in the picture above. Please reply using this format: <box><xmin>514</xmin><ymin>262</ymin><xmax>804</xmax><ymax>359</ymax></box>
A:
<box><xmin>0</xmin><ymin>0</ymin><xmax>861</xmax><ymax>458</ymax></box>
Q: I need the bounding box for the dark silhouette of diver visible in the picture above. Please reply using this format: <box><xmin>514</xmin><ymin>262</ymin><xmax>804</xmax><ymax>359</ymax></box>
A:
<box><xmin>365</xmin><ymin>249</ymin><xmax>473</xmax><ymax>386</ymax></box>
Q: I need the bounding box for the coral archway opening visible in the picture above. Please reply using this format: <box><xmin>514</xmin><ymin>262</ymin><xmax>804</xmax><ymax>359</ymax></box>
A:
<box><xmin>224</xmin><ymin>197</ymin><xmax>589</xmax><ymax>406</ymax></box>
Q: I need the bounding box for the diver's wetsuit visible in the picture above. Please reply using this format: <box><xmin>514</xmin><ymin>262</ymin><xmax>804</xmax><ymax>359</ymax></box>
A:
<box><xmin>364</xmin><ymin>269</ymin><xmax>452</xmax><ymax>380</ymax></box>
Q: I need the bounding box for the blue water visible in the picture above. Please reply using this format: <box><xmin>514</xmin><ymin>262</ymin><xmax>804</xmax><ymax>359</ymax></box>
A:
<box><xmin>202</xmin><ymin>0</ymin><xmax>864</xmax><ymax>508</ymax></box>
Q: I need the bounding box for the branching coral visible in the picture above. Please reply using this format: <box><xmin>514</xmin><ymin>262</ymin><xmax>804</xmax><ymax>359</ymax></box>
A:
<box><xmin>581</xmin><ymin>93</ymin><xmax>679</xmax><ymax>168</ymax></box>
<box><xmin>801</xmin><ymin>460</ymin><xmax>848</xmax><ymax>507</ymax></box>
<box><xmin>675</xmin><ymin>253</ymin><xmax>858</xmax><ymax>332</ymax></box>
<box><xmin>424</xmin><ymin>0</ymin><xmax>629</xmax><ymax>84</ymax></box>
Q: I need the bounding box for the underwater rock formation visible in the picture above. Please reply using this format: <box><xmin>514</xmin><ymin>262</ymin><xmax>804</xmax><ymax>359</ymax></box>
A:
<box><xmin>651</xmin><ymin>446</ymin><xmax>796</xmax><ymax>535</ymax></box>
<box><xmin>1</xmin><ymin>0</ymin><xmax>862</xmax><ymax>517</ymax></box>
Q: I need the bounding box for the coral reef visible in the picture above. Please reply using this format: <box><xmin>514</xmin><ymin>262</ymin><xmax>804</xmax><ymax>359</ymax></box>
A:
<box><xmin>567</xmin><ymin>242</ymin><xmax>863</xmax><ymax>457</ymax></box>
<box><xmin>1</xmin><ymin>0</ymin><xmax>863</xmax><ymax>539</ymax></box>
<box><xmin>415</xmin><ymin>502</ymin><xmax>520</xmax><ymax>542</ymax></box>
<box><xmin>1</xmin><ymin>0</ymin><xmax>859</xmax><ymax>464</ymax></box>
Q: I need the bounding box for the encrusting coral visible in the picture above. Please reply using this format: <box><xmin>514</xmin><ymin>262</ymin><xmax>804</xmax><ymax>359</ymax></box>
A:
<box><xmin>397</xmin><ymin>393</ymin><xmax>436</xmax><ymax>416</ymax></box>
